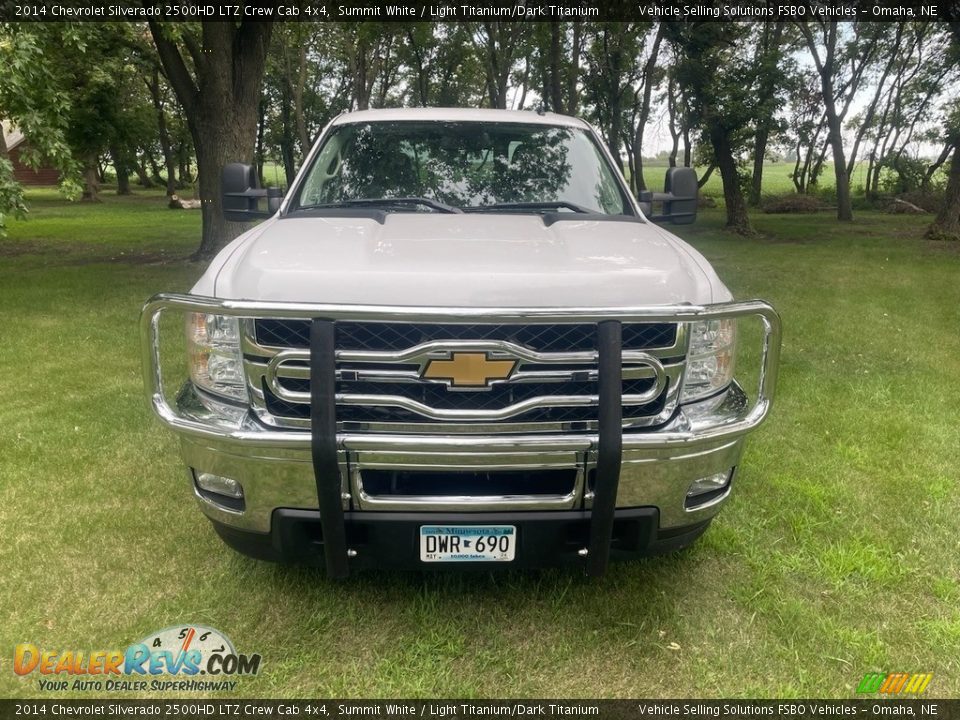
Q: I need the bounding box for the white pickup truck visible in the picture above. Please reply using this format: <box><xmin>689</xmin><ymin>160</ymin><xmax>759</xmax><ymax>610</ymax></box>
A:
<box><xmin>141</xmin><ymin>108</ymin><xmax>781</xmax><ymax>577</ymax></box>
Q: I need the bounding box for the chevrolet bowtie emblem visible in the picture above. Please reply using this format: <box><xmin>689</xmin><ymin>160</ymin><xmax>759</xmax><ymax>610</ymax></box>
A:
<box><xmin>422</xmin><ymin>352</ymin><xmax>517</xmax><ymax>388</ymax></box>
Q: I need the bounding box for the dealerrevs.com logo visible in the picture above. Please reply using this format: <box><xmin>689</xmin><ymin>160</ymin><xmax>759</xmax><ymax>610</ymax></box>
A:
<box><xmin>14</xmin><ymin>625</ymin><xmax>261</xmax><ymax>692</ymax></box>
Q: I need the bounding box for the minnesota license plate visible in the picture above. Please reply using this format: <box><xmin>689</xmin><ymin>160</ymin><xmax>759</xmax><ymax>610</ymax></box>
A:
<box><xmin>419</xmin><ymin>525</ymin><xmax>516</xmax><ymax>562</ymax></box>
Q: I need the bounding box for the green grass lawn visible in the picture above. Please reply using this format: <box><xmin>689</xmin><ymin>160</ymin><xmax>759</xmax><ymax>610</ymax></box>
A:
<box><xmin>1</xmin><ymin>187</ymin><xmax>958</xmax><ymax>698</ymax></box>
<box><xmin>637</xmin><ymin>160</ymin><xmax>870</xmax><ymax>200</ymax></box>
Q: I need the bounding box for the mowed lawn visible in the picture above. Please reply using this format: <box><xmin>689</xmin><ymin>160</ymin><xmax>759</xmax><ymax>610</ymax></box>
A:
<box><xmin>1</xmin><ymin>188</ymin><xmax>958</xmax><ymax>698</ymax></box>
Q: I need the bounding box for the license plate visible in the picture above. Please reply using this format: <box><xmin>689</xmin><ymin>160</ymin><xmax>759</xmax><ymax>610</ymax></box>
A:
<box><xmin>419</xmin><ymin>525</ymin><xmax>516</xmax><ymax>562</ymax></box>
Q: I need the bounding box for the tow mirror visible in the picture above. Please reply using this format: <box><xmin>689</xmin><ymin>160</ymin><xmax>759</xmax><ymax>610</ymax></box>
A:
<box><xmin>637</xmin><ymin>167</ymin><xmax>698</xmax><ymax>225</ymax></box>
<box><xmin>221</xmin><ymin>163</ymin><xmax>284</xmax><ymax>222</ymax></box>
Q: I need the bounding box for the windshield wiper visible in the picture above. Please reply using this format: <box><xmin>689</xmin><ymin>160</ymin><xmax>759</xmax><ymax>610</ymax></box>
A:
<box><xmin>462</xmin><ymin>201</ymin><xmax>593</xmax><ymax>214</ymax></box>
<box><xmin>296</xmin><ymin>197</ymin><xmax>462</xmax><ymax>214</ymax></box>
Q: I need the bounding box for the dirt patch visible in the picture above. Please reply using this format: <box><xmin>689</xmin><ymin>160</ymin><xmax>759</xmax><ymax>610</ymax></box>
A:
<box><xmin>0</xmin><ymin>241</ymin><xmax>191</xmax><ymax>266</ymax></box>
<box><xmin>67</xmin><ymin>250</ymin><xmax>192</xmax><ymax>267</ymax></box>
<box><xmin>0</xmin><ymin>240</ymin><xmax>59</xmax><ymax>258</ymax></box>
<box><xmin>924</xmin><ymin>238</ymin><xmax>960</xmax><ymax>255</ymax></box>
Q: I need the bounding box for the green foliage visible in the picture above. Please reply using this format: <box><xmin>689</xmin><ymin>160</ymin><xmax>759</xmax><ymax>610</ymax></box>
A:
<box><xmin>0</xmin><ymin>23</ymin><xmax>84</xmax><ymax>229</ymax></box>
<box><xmin>0</xmin><ymin>156</ymin><xmax>27</xmax><ymax>232</ymax></box>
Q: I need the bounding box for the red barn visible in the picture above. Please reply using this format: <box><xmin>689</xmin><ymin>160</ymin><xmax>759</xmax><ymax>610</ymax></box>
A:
<box><xmin>2</xmin><ymin>123</ymin><xmax>60</xmax><ymax>185</ymax></box>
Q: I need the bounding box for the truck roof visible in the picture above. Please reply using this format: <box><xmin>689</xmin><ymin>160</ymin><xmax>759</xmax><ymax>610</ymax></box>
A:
<box><xmin>330</xmin><ymin>107</ymin><xmax>591</xmax><ymax>129</ymax></box>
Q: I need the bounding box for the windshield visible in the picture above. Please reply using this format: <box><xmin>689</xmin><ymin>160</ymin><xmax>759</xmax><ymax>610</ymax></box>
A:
<box><xmin>292</xmin><ymin>121</ymin><xmax>630</xmax><ymax>215</ymax></box>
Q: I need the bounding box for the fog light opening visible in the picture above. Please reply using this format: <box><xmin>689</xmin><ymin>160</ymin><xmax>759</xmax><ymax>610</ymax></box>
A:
<box><xmin>684</xmin><ymin>469</ymin><xmax>734</xmax><ymax>510</ymax></box>
<box><xmin>193</xmin><ymin>470</ymin><xmax>246</xmax><ymax>512</ymax></box>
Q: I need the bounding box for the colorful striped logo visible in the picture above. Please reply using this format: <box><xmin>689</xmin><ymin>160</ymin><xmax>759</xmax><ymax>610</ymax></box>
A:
<box><xmin>857</xmin><ymin>672</ymin><xmax>932</xmax><ymax>695</ymax></box>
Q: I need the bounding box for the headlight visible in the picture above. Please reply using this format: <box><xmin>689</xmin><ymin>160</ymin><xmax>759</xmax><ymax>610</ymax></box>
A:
<box><xmin>186</xmin><ymin>313</ymin><xmax>247</xmax><ymax>402</ymax></box>
<box><xmin>680</xmin><ymin>319</ymin><xmax>736</xmax><ymax>403</ymax></box>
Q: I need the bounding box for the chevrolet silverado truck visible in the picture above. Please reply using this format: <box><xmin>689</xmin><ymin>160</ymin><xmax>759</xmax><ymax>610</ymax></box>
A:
<box><xmin>141</xmin><ymin>108</ymin><xmax>781</xmax><ymax>577</ymax></box>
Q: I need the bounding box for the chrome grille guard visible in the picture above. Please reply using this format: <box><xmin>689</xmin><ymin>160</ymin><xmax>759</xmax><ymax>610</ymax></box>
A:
<box><xmin>141</xmin><ymin>294</ymin><xmax>781</xmax><ymax>451</ymax></box>
<box><xmin>141</xmin><ymin>294</ymin><xmax>780</xmax><ymax>578</ymax></box>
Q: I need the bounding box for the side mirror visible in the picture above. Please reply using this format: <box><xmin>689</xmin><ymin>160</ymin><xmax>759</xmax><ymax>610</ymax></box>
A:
<box><xmin>221</xmin><ymin>163</ymin><xmax>284</xmax><ymax>222</ymax></box>
<box><xmin>639</xmin><ymin>167</ymin><xmax>698</xmax><ymax>225</ymax></box>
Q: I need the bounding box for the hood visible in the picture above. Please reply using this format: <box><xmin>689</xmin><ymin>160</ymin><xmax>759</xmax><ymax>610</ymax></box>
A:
<box><xmin>205</xmin><ymin>213</ymin><xmax>717</xmax><ymax>307</ymax></box>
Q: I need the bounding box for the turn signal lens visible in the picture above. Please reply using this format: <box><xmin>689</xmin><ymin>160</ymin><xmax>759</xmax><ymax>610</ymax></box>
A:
<box><xmin>186</xmin><ymin>313</ymin><xmax>247</xmax><ymax>402</ymax></box>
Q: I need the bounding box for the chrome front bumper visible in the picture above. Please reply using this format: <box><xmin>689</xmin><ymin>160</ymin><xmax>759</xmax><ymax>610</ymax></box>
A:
<box><xmin>176</xmin><ymin>382</ymin><xmax>748</xmax><ymax>534</ymax></box>
<box><xmin>142</xmin><ymin>295</ymin><xmax>781</xmax><ymax>574</ymax></box>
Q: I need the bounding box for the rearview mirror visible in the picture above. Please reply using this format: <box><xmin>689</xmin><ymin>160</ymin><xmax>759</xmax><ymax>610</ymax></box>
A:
<box><xmin>637</xmin><ymin>167</ymin><xmax>698</xmax><ymax>225</ymax></box>
<box><xmin>221</xmin><ymin>163</ymin><xmax>284</xmax><ymax>222</ymax></box>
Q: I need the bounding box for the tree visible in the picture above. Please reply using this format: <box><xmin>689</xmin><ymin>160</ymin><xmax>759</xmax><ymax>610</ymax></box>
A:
<box><xmin>748</xmin><ymin>20</ymin><xmax>790</xmax><ymax>206</ymax></box>
<box><xmin>785</xmin><ymin>69</ymin><xmax>828</xmax><ymax>194</ymax></box>
<box><xmin>148</xmin><ymin>20</ymin><xmax>273</xmax><ymax>259</ymax></box>
<box><xmin>398</xmin><ymin>23</ymin><xmax>483</xmax><ymax>108</ymax></box>
<box><xmin>263</xmin><ymin>24</ymin><xmax>350</xmax><ymax>185</ymax></box>
<box><xmin>666</xmin><ymin>20</ymin><xmax>757</xmax><ymax>234</ymax></box>
<box><xmin>582</xmin><ymin>23</ymin><xmax>648</xmax><ymax>166</ymax></box>
<box><xmin>0</xmin><ymin>23</ymin><xmax>82</xmax><ymax>232</ymax></box>
<box><xmin>861</xmin><ymin>24</ymin><xmax>954</xmax><ymax>198</ymax></box>
<box><xmin>798</xmin><ymin>21</ymin><xmax>884</xmax><ymax>221</ymax></box>
<box><xmin>926</xmin><ymin>16</ymin><xmax>960</xmax><ymax>241</ymax></box>
<box><xmin>470</xmin><ymin>22</ymin><xmax>530</xmax><ymax>109</ymax></box>
<box><xmin>626</xmin><ymin>24</ymin><xmax>666</xmax><ymax>193</ymax></box>
<box><xmin>529</xmin><ymin>22</ymin><xmax>583</xmax><ymax>116</ymax></box>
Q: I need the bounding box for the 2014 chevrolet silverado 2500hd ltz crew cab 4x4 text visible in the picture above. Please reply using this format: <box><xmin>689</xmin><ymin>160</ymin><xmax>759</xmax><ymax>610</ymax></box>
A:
<box><xmin>141</xmin><ymin>108</ymin><xmax>781</xmax><ymax>577</ymax></box>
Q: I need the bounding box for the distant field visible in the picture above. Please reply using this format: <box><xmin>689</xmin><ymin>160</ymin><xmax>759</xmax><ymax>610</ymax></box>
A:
<box><xmin>1</xmin><ymin>186</ymin><xmax>957</xmax><ymax>698</ymax></box>
<box><xmin>636</xmin><ymin>160</ymin><xmax>871</xmax><ymax>199</ymax></box>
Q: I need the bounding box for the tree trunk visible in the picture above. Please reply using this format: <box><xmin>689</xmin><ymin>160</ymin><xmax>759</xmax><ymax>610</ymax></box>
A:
<box><xmin>697</xmin><ymin>163</ymin><xmax>716</xmax><ymax>189</ymax></box>
<box><xmin>631</xmin><ymin>24</ymin><xmax>664</xmax><ymax>194</ymax></box>
<box><xmin>827</xmin><ymin>110</ymin><xmax>853</xmax><ymax>220</ymax></box>
<box><xmin>81</xmin><ymin>156</ymin><xmax>100</xmax><ymax>202</ymax></box>
<box><xmin>256</xmin><ymin>97</ymin><xmax>266</xmax><ymax>187</ymax></box>
<box><xmin>149</xmin><ymin>21</ymin><xmax>273</xmax><ymax>259</ymax></box>
<box><xmin>712</xmin><ymin>126</ymin><xmax>751</xmax><ymax>234</ymax></box>
<box><xmin>749</xmin><ymin>126</ymin><xmax>769</xmax><ymax>207</ymax></box>
<box><xmin>801</xmin><ymin>23</ymin><xmax>853</xmax><ymax>220</ymax></box>
<box><xmin>111</xmin><ymin>145</ymin><xmax>131</xmax><ymax>195</ymax></box>
<box><xmin>294</xmin><ymin>42</ymin><xmax>311</xmax><ymax>152</ymax></box>
<box><xmin>666</xmin><ymin>76</ymin><xmax>680</xmax><ymax>168</ymax></box>
<box><xmin>922</xmin><ymin>142</ymin><xmax>953</xmax><ymax>192</ymax></box>
<box><xmin>748</xmin><ymin>21</ymin><xmax>785</xmax><ymax>207</ymax></box>
<box><xmin>548</xmin><ymin>23</ymin><xmax>563</xmax><ymax>112</ymax></box>
<box><xmin>280</xmin><ymin>72</ymin><xmax>298</xmax><ymax>187</ymax></box>
<box><xmin>926</xmin><ymin>143</ymin><xmax>960</xmax><ymax>240</ymax></box>
<box><xmin>567</xmin><ymin>22</ymin><xmax>581</xmax><ymax>116</ymax></box>
<box><xmin>135</xmin><ymin>153</ymin><xmax>155</xmax><ymax>188</ymax></box>
<box><xmin>146</xmin><ymin>67</ymin><xmax>178</xmax><ymax>197</ymax></box>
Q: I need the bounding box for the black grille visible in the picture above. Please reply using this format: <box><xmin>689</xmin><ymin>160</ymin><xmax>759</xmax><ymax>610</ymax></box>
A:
<box><xmin>361</xmin><ymin>469</ymin><xmax>577</xmax><ymax>497</ymax></box>
<box><xmin>254</xmin><ymin>319</ymin><xmax>677</xmax><ymax>428</ymax></box>
<box><xmin>255</xmin><ymin>319</ymin><xmax>676</xmax><ymax>352</ymax></box>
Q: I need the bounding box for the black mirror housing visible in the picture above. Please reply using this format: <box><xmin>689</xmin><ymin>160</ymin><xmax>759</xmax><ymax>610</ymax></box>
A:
<box><xmin>221</xmin><ymin>163</ymin><xmax>284</xmax><ymax>222</ymax></box>
<box><xmin>640</xmin><ymin>167</ymin><xmax>698</xmax><ymax>225</ymax></box>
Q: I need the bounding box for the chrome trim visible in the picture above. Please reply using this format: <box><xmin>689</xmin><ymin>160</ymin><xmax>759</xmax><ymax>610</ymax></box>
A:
<box><xmin>262</xmin><ymin>350</ymin><xmax>666</xmax><ymax>421</ymax></box>
<box><xmin>280</xmin><ymin>339</ymin><xmax>676</xmax><ymax>366</ymax></box>
<box><xmin>684</xmin><ymin>482</ymin><xmax>734</xmax><ymax>513</ymax></box>
<box><xmin>349</xmin><ymin>465</ymin><xmax>584</xmax><ymax>512</ymax></box>
<box><xmin>141</xmin><ymin>294</ymin><xmax>781</xmax><ymax>450</ymax></box>
<box><xmin>146</xmin><ymin>294</ymin><xmax>764</xmax><ymax>324</ymax></box>
<box><xmin>251</xmin><ymin>357</ymin><xmax>669</xmax><ymax>384</ymax></box>
<box><xmin>246</xmin><ymin>354</ymin><xmax>681</xmax><ymax>432</ymax></box>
